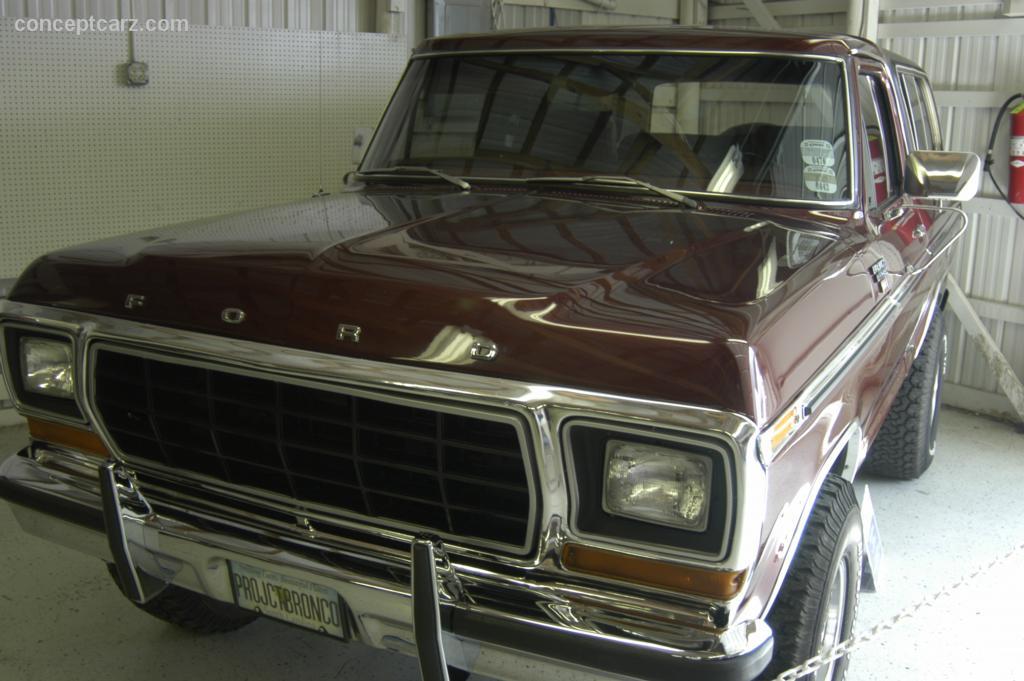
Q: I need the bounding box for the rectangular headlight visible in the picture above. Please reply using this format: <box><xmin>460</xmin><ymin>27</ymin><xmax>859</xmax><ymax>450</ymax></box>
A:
<box><xmin>20</xmin><ymin>337</ymin><xmax>75</xmax><ymax>399</ymax></box>
<box><xmin>603</xmin><ymin>440</ymin><xmax>713</xmax><ymax>532</ymax></box>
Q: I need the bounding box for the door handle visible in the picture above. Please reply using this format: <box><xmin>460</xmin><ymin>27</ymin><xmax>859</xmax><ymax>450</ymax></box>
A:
<box><xmin>912</xmin><ymin>224</ymin><xmax>927</xmax><ymax>240</ymax></box>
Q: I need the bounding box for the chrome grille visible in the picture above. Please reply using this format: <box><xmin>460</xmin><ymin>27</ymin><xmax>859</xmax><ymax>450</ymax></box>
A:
<box><xmin>91</xmin><ymin>348</ymin><xmax>534</xmax><ymax>550</ymax></box>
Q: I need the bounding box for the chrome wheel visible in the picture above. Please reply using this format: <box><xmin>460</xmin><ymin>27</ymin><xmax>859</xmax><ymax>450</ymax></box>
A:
<box><xmin>815</xmin><ymin>560</ymin><xmax>848</xmax><ymax>681</ymax></box>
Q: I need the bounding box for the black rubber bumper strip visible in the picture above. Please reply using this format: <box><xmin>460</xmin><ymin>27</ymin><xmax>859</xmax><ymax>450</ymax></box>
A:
<box><xmin>450</xmin><ymin>608</ymin><xmax>774</xmax><ymax>681</ymax></box>
<box><xmin>0</xmin><ymin>471</ymin><xmax>105</xmax><ymax>533</ymax></box>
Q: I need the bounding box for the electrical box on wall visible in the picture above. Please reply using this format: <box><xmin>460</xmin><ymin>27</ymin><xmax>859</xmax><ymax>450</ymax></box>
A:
<box><xmin>123</xmin><ymin>61</ymin><xmax>149</xmax><ymax>86</ymax></box>
<box><xmin>117</xmin><ymin>60</ymin><xmax>149</xmax><ymax>86</ymax></box>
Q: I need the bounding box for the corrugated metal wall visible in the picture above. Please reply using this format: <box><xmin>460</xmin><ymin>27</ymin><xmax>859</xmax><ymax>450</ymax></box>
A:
<box><xmin>707</xmin><ymin>0</ymin><xmax>846</xmax><ymax>31</ymax></box>
<box><xmin>500</xmin><ymin>4</ymin><xmax>673</xmax><ymax>28</ymax></box>
<box><xmin>498</xmin><ymin>0</ymin><xmax>846</xmax><ymax>31</ymax></box>
<box><xmin>877</xmin><ymin>3</ymin><xmax>1024</xmax><ymax>419</ymax></box>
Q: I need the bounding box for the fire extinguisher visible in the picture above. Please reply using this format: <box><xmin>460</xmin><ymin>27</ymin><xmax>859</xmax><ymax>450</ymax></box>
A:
<box><xmin>868</xmin><ymin>134</ymin><xmax>887</xmax><ymax>205</ymax></box>
<box><xmin>1011</xmin><ymin>101</ymin><xmax>1024</xmax><ymax>205</ymax></box>
<box><xmin>984</xmin><ymin>93</ymin><xmax>1024</xmax><ymax>219</ymax></box>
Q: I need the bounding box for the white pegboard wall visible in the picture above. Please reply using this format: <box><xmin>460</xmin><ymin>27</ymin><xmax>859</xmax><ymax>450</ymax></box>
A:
<box><xmin>323</xmin><ymin>31</ymin><xmax>412</xmax><ymax>191</ymax></box>
<box><xmin>0</xmin><ymin>19</ymin><xmax>408</xmax><ymax>279</ymax></box>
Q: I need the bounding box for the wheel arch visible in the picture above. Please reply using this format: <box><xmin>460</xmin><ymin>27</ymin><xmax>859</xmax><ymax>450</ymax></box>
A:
<box><xmin>754</xmin><ymin>421</ymin><xmax>864</xmax><ymax>620</ymax></box>
<box><xmin>911</xmin><ymin>282</ymin><xmax>946</xmax><ymax>362</ymax></box>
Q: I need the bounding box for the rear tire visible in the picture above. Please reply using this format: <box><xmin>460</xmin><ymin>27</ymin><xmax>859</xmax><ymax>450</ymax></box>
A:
<box><xmin>761</xmin><ymin>476</ymin><xmax>862</xmax><ymax>681</ymax></box>
<box><xmin>107</xmin><ymin>564</ymin><xmax>257</xmax><ymax>634</ymax></box>
<box><xmin>863</xmin><ymin>311</ymin><xmax>946</xmax><ymax>480</ymax></box>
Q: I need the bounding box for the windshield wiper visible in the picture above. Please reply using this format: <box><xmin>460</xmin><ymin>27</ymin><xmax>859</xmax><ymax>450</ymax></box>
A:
<box><xmin>525</xmin><ymin>175</ymin><xmax>698</xmax><ymax>208</ymax></box>
<box><xmin>358</xmin><ymin>165</ymin><xmax>471</xmax><ymax>191</ymax></box>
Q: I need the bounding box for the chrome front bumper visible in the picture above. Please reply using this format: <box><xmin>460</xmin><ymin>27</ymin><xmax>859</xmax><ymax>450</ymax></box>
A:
<box><xmin>0</xmin><ymin>445</ymin><xmax>773</xmax><ymax>681</ymax></box>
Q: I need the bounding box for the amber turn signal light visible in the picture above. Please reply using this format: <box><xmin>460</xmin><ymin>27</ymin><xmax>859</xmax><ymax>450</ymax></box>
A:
<box><xmin>562</xmin><ymin>543</ymin><xmax>745</xmax><ymax>600</ymax></box>
<box><xmin>27</xmin><ymin>417</ymin><xmax>110</xmax><ymax>458</ymax></box>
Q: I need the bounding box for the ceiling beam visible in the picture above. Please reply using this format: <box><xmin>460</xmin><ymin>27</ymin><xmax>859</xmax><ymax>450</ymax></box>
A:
<box><xmin>499</xmin><ymin>0</ymin><xmax>680</xmax><ymax>19</ymax></box>
<box><xmin>879</xmin><ymin>0</ymin><xmax>1006</xmax><ymax>8</ymax></box>
<box><xmin>877</xmin><ymin>17</ymin><xmax>1024</xmax><ymax>37</ymax></box>
<box><xmin>739</xmin><ymin>0</ymin><xmax>782</xmax><ymax>29</ymax></box>
<box><xmin>709</xmin><ymin>0</ymin><xmax>846</xmax><ymax>21</ymax></box>
<box><xmin>933</xmin><ymin>90</ymin><xmax>1022</xmax><ymax>108</ymax></box>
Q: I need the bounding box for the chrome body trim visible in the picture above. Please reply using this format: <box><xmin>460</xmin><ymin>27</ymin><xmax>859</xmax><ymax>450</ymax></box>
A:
<box><xmin>412</xmin><ymin>539</ymin><xmax>451</xmax><ymax>681</ymax></box>
<box><xmin>381</xmin><ymin>49</ymin><xmax>857</xmax><ymax>211</ymax></box>
<box><xmin>86</xmin><ymin>340</ymin><xmax>541</xmax><ymax>558</ymax></box>
<box><xmin>412</xmin><ymin>48</ymin><xmax>849</xmax><ymax>61</ymax></box>
<box><xmin>220</xmin><ymin>307</ymin><xmax>247</xmax><ymax>324</ymax></box>
<box><xmin>757</xmin><ymin>204</ymin><xmax>962</xmax><ymax>465</ymax></box>
<box><xmin>912</xmin><ymin>282</ymin><xmax>944</xmax><ymax>362</ymax></box>
<box><xmin>757</xmin><ymin>286</ymin><xmax>901</xmax><ymax>465</ymax></box>
<box><xmin>124</xmin><ymin>294</ymin><xmax>146</xmax><ymax>310</ymax></box>
<box><xmin>892</xmin><ymin>65</ymin><xmax>943</xmax><ymax>153</ymax></box>
<box><xmin>0</xmin><ymin>299</ymin><xmax>760</xmax><ymax>577</ymax></box>
<box><xmin>100</xmin><ymin>461</ymin><xmax>155</xmax><ymax>603</ymax></box>
<box><xmin>742</xmin><ymin>421</ymin><xmax>854</xmax><ymax>623</ymax></box>
<box><xmin>908</xmin><ymin>205</ymin><xmax>967</xmax><ymax>274</ymax></box>
<box><xmin>0</xmin><ymin>449</ymin><xmax>773</xmax><ymax>681</ymax></box>
<box><xmin>336</xmin><ymin>323</ymin><xmax>362</xmax><ymax>342</ymax></box>
<box><xmin>30</xmin><ymin>445</ymin><xmax>103</xmax><ymax>482</ymax></box>
<box><xmin>562</xmin><ymin>419</ymin><xmax>736</xmax><ymax>563</ymax></box>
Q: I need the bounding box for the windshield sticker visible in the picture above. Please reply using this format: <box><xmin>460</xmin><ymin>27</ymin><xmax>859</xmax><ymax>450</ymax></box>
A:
<box><xmin>800</xmin><ymin>139</ymin><xmax>835</xmax><ymax>167</ymax></box>
<box><xmin>803</xmin><ymin>166</ymin><xmax>838</xmax><ymax>194</ymax></box>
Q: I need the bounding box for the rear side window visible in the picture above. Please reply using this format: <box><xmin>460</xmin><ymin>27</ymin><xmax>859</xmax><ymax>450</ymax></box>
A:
<box><xmin>857</xmin><ymin>74</ymin><xmax>898</xmax><ymax>209</ymax></box>
<box><xmin>901</xmin><ymin>73</ymin><xmax>943</xmax><ymax>150</ymax></box>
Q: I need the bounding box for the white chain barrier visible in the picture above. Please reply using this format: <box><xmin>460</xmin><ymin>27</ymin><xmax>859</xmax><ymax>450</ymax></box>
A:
<box><xmin>771</xmin><ymin>541</ymin><xmax>1024</xmax><ymax>681</ymax></box>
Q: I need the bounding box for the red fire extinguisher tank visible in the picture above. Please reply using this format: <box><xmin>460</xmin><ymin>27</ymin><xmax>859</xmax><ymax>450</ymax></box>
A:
<box><xmin>1012</xmin><ymin>102</ymin><xmax>1024</xmax><ymax>204</ymax></box>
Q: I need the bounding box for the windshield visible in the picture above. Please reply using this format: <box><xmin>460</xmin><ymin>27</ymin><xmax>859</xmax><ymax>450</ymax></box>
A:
<box><xmin>362</xmin><ymin>52</ymin><xmax>851</xmax><ymax>203</ymax></box>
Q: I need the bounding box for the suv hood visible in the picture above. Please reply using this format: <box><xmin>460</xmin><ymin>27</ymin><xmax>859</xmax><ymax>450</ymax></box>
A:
<box><xmin>9</xmin><ymin>188</ymin><xmax>856</xmax><ymax>418</ymax></box>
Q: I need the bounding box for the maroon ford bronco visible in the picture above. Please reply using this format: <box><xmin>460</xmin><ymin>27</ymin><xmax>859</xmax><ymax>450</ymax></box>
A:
<box><xmin>0</xmin><ymin>27</ymin><xmax>982</xmax><ymax>681</ymax></box>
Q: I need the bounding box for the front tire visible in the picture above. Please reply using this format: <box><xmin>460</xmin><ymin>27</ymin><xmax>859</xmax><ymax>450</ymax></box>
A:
<box><xmin>863</xmin><ymin>311</ymin><xmax>946</xmax><ymax>480</ymax></box>
<box><xmin>761</xmin><ymin>476</ymin><xmax>862</xmax><ymax>681</ymax></box>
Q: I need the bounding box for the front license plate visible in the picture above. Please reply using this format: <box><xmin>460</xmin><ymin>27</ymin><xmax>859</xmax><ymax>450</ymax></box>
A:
<box><xmin>229</xmin><ymin>561</ymin><xmax>349</xmax><ymax>639</ymax></box>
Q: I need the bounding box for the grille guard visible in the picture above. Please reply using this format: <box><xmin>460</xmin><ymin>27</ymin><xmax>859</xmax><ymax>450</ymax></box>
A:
<box><xmin>100</xmin><ymin>458</ymin><xmax>461</xmax><ymax>680</ymax></box>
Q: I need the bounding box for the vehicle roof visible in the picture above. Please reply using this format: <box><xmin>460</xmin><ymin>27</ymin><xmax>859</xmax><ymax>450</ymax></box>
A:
<box><xmin>416</xmin><ymin>25</ymin><xmax>889</xmax><ymax>61</ymax></box>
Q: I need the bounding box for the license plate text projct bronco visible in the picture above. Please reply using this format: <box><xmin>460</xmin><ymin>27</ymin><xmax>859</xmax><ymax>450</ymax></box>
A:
<box><xmin>230</xmin><ymin>561</ymin><xmax>348</xmax><ymax>639</ymax></box>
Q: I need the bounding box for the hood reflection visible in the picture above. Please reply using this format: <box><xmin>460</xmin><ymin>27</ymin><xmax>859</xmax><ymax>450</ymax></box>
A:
<box><xmin>10</xmin><ymin>187</ymin><xmax>850</xmax><ymax>416</ymax></box>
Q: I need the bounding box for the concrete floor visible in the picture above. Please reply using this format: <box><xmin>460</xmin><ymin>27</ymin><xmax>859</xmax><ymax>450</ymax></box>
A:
<box><xmin>0</xmin><ymin>407</ymin><xmax>1022</xmax><ymax>681</ymax></box>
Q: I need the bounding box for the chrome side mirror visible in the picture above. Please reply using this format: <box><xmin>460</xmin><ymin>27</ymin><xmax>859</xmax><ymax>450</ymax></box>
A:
<box><xmin>904</xmin><ymin>150</ymin><xmax>982</xmax><ymax>202</ymax></box>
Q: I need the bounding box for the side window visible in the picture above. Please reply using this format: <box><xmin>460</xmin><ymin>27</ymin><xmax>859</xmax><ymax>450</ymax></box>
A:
<box><xmin>901</xmin><ymin>73</ymin><xmax>943</xmax><ymax>150</ymax></box>
<box><xmin>857</xmin><ymin>74</ymin><xmax>898</xmax><ymax>209</ymax></box>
